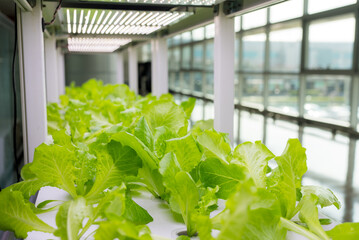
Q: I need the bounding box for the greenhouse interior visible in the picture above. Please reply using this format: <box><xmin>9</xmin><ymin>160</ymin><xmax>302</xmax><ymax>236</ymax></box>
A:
<box><xmin>1</xmin><ymin>0</ymin><xmax>359</xmax><ymax>239</ymax></box>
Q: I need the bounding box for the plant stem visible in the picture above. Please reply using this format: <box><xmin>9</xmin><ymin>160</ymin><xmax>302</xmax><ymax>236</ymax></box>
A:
<box><xmin>78</xmin><ymin>217</ymin><xmax>94</xmax><ymax>239</ymax></box>
<box><xmin>279</xmin><ymin>217</ymin><xmax>322</xmax><ymax>240</ymax></box>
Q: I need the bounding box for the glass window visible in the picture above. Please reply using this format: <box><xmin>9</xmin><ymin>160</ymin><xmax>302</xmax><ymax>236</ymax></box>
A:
<box><xmin>241</xmin><ymin>75</ymin><xmax>264</xmax><ymax>107</ymax></box>
<box><xmin>305</xmin><ymin>75</ymin><xmax>351</xmax><ymax>122</ymax></box>
<box><xmin>303</xmin><ymin>128</ymin><xmax>349</xmax><ymax>184</ymax></box>
<box><xmin>182</xmin><ymin>72</ymin><xmax>191</xmax><ymax>91</ymax></box>
<box><xmin>169</xmin><ymin>72</ymin><xmax>175</xmax><ymax>90</ymax></box>
<box><xmin>242</xmin><ymin>32</ymin><xmax>266</xmax><ymax>71</ymax></box>
<box><xmin>269</xmin><ymin>25</ymin><xmax>302</xmax><ymax>72</ymax></box>
<box><xmin>169</xmin><ymin>47</ymin><xmax>180</xmax><ymax>71</ymax></box>
<box><xmin>192</xmin><ymin>27</ymin><xmax>204</xmax><ymax>41</ymax></box>
<box><xmin>234</xmin><ymin>74</ymin><xmax>240</xmax><ymax>103</ymax></box>
<box><xmin>266</xmin><ymin>120</ymin><xmax>298</xmax><ymax>155</ymax></box>
<box><xmin>193</xmin><ymin>72</ymin><xmax>203</xmax><ymax>93</ymax></box>
<box><xmin>205</xmin><ymin>23</ymin><xmax>215</xmax><ymax>39</ymax></box>
<box><xmin>268</xmin><ymin>75</ymin><xmax>299</xmax><ymax>115</ymax></box>
<box><xmin>205</xmin><ymin>73</ymin><xmax>214</xmax><ymax>95</ymax></box>
<box><xmin>174</xmin><ymin>72</ymin><xmax>180</xmax><ymax>89</ymax></box>
<box><xmin>308</xmin><ymin>15</ymin><xmax>355</xmax><ymax>70</ymax></box>
<box><xmin>270</xmin><ymin>0</ymin><xmax>303</xmax><ymax>23</ymax></box>
<box><xmin>172</xmin><ymin>35</ymin><xmax>181</xmax><ymax>45</ymax></box>
<box><xmin>242</xmin><ymin>8</ymin><xmax>267</xmax><ymax>30</ymax></box>
<box><xmin>205</xmin><ymin>40</ymin><xmax>214</xmax><ymax>71</ymax></box>
<box><xmin>240</xmin><ymin>111</ymin><xmax>264</xmax><ymax>142</ymax></box>
<box><xmin>235</xmin><ymin>36</ymin><xmax>240</xmax><ymax>71</ymax></box>
<box><xmin>308</xmin><ymin>0</ymin><xmax>356</xmax><ymax>14</ymax></box>
<box><xmin>191</xmin><ymin>99</ymin><xmax>204</xmax><ymax>123</ymax></box>
<box><xmin>234</xmin><ymin>109</ymin><xmax>240</xmax><ymax>145</ymax></box>
<box><xmin>181</xmin><ymin>46</ymin><xmax>191</xmax><ymax>69</ymax></box>
<box><xmin>181</xmin><ymin>31</ymin><xmax>191</xmax><ymax>44</ymax></box>
<box><xmin>234</xmin><ymin>16</ymin><xmax>241</xmax><ymax>32</ymax></box>
<box><xmin>167</xmin><ymin>38</ymin><xmax>172</xmax><ymax>47</ymax></box>
<box><xmin>204</xmin><ymin>101</ymin><xmax>214</xmax><ymax>120</ymax></box>
<box><xmin>193</xmin><ymin>44</ymin><xmax>204</xmax><ymax>69</ymax></box>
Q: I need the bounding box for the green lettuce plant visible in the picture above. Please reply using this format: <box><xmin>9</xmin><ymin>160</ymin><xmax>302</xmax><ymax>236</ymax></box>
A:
<box><xmin>1</xmin><ymin>79</ymin><xmax>358</xmax><ymax>240</ymax></box>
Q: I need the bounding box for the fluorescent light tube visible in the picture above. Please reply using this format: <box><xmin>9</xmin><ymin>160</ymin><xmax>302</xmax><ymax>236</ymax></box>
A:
<box><xmin>114</xmin><ymin>12</ymin><xmax>126</xmax><ymax>25</ymax></box>
<box><xmin>119</xmin><ymin>12</ymin><xmax>133</xmax><ymax>25</ymax></box>
<box><xmin>73</xmin><ymin>9</ymin><xmax>77</xmax><ymax>34</ymax></box>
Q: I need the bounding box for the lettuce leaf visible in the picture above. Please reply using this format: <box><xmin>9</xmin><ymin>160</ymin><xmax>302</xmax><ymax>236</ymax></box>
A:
<box><xmin>199</xmin><ymin>158</ymin><xmax>246</xmax><ymax>199</ymax></box>
<box><xmin>267</xmin><ymin>139</ymin><xmax>307</xmax><ymax>219</ymax></box>
<box><xmin>233</xmin><ymin>141</ymin><xmax>274</xmax><ymax>188</ymax></box>
<box><xmin>0</xmin><ymin>190</ymin><xmax>55</xmax><ymax>238</ymax></box>
<box><xmin>30</xmin><ymin>143</ymin><xmax>78</xmax><ymax>198</ymax></box>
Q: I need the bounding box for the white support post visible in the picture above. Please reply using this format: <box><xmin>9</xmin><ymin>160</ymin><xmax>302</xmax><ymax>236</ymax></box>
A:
<box><xmin>151</xmin><ymin>38</ymin><xmax>168</xmax><ymax>96</ymax></box>
<box><xmin>117</xmin><ymin>52</ymin><xmax>124</xmax><ymax>85</ymax></box>
<box><xmin>17</xmin><ymin>1</ymin><xmax>47</xmax><ymax>163</ymax></box>
<box><xmin>128</xmin><ymin>47</ymin><xmax>138</xmax><ymax>94</ymax></box>
<box><xmin>44</xmin><ymin>36</ymin><xmax>59</xmax><ymax>103</ymax></box>
<box><xmin>213</xmin><ymin>4</ymin><xmax>235</xmax><ymax>142</ymax></box>
<box><xmin>57</xmin><ymin>47</ymin><xmax>66</xmax><ymax>95</ymax></box>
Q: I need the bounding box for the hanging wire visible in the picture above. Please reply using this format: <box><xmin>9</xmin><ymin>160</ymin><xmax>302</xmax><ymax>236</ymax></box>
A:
<box><xmin>44</xmin><ymin>0</ymin><xmax>63</xmax><ymax>26</ymax></box>
<box><xmin>12</xmin><ymin>5</ymin><xmax>20</xmax><ymax>182</ymax></box>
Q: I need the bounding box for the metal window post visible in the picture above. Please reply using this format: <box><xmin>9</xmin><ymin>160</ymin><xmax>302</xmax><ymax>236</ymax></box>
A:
<box><xmin>151</xmin><ymin>38</ymin><xmax>169</xmax><ymax>96</ymax></box>
<box><xmin>117</xmin><ymin>52</ymin><xmax>124</xmax><ymax>84</ymax></box>
<box><xmin>213</xmin><ymin>4</ymin><xmax>235</xmax><ymax>142</ymax></box>
<box><xmin>17</xmin><ymin>0</ymin><xmax>47</xmax><ymax>163</ymax></box>
<box><xmin>57</xmin><ymin>47</ymin><xmax>65</xmax><ymax>95</ymax></box>
<box><xmin>44</xmin><ymin>36</ymin><xmax>59</xmax><ymax>103</ymax></box>
<box><xmin>128</xmin><ymin>46</ymin><xmax>138</xmax><ymax>94</ymax></box>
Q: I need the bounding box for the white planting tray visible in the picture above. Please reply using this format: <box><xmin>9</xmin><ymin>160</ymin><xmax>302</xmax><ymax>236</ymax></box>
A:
<box><xmin>26</xmin><ymin>187</ymin><xmax>337</xmax><ymax>240</ymax></box>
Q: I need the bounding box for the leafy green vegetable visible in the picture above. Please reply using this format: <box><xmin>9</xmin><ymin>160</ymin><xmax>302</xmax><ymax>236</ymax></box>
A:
<box><xmin>165</xmin><ymin>134</ymin><xmax>202</xmax><ymax>172</ymax></box>
<box><xmin>2</xmin><ymin>80</ymin><xmax>355</xmax><ymax>240</ymax></box>
<box><xmin>197</xmin><ymin>129</ymin><xmax>232</xmax><ymax>163</ymax></box>
<box><xmin>298</xmin><ymin>194</ymin><xmax>330</xmax><ymax>240</ymax></box>
<box><xmin>216</xmin><ymin>182</ymin><xmax>286</xmax><ymax>240</ymax></box>
<box><xmin>0</xmin><ymin>190</ymin><xmax>55</xmax><ymax>238</ymax></box>
<box><xmin>199</xmin><ymin>158</ymin><xmax>246</xmax><ymax>199</ymax></box>
<box><xmin>30</xmin><ymin>143</ymin><xmax>78</xmax><ymax>198</ymax></box>
<box><xmin>123</xmin><ymin>197</ymin><xmax>154</xmax><ymax>225</ymax></box>
<box><xmin>95</xmin><ymin>220</ymin><xmax>152</xmax><ymax>240</ymax></box>
<box><xmin>143</xmin><ymin>100</ymin><xmax>188</xmax><ymax>135</ymax></box>
<box><xmin>194</xmin><ymin>215</ymin><xmax>215</xmax><ymax>240</ymax></box>
<box><xmin>5</xmin><ymin>178</ymin><xmax>49</xmax><ymax>200</ymax></box>
<box><xmin>172</xmin><ymin>171</ymin><xmax>199</xmax><ymax>236</ymax></box>
<box><xmin>233</xmin><ymin>141</ymin><xmax>274</xmax><ymax>188</ymax></box>
<box><xmin>54</xmin><ymin>197</ymin><xmax>90</xmax><ymax>240</ymax></box>
<box><xmin>180</xmin><ymin>97</ymin><xmax>196</xmax><ymax>119</ymax></box>
<box><xmin>301</xmin><ymin>185</ymin><xmax>341</xmax><ymax>209</ymax></box>
<box><xmin>85</xmin><ymin>141</ymin><xmax>141</xmax><ymax>199</ymax></box>
<box><xmin>327</xmin><ymin>222</ymin><xmax>359</xmax><ymax>239</ymax></box>
<box><xmin>268</xmin><ymin>139</ymin><xmax>307</xmax><ymax>219</ymax></box>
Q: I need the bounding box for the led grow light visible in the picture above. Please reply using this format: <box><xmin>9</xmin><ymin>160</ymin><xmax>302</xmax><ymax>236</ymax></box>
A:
<box><xmin>65</xmin><ymin>9</ymin><xmax>190</xmax><ymax>35</ymax></box>
<box><xmin>78</xmin><ymin>0</ymin><xmax>218</xmax><ymax>6</ymax></box>
<box><xmin>67</xmin><ymin>37</ymin><xmax>132</xmax><ymax>52</ymax></box>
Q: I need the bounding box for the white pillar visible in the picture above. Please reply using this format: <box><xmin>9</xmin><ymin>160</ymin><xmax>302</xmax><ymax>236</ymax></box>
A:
<box><xmin>57</xmin><ymin>48</ymin><xmax>65</xmax><ymax>95</ymax></box>
<box><xmin>44</xmin><ymin>36</ymin><xmax>59</xmax><ymax>103</ymax></box>
<box><xmin>117</xmin><ymin>52</ymin><xmax>124</xmax><ymax>84</ymax></box>
<box><xmin>128</xmin><ymin>47</ymin><xmax>138</xmax><ymax>94</ymax></box>
<box><xmin>213</xmin><ymin>4</ymin><xmax>235</xmax><ymax>142</ymax></box>
<box><xmin>151</xmin><ymin>38</ymin><xmax>168</xmax><ymax>96</ymax></box>
<box><xmin>17</xmin><ymin>1</ymin><xmax>47</xmax><ymax>163</ymax></box>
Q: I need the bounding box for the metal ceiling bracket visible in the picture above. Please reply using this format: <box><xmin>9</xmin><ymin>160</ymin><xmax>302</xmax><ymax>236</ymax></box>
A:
<box><xmin>223</xmin><ymin>0</ymin><xmax>243</xmax><ymax>15</ymax></box>
<box><xmin>44</xmin><ymin>0</ymin><xmax>210</xmax><ymax>12</ymax></box>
